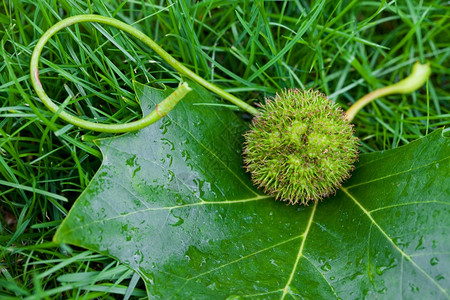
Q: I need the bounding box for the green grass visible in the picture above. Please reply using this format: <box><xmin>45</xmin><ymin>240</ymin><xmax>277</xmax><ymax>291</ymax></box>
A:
<box><xmin>1</xmin><ymin>0</ymin><xmax>449</xmax><ymax>298</ymax></box>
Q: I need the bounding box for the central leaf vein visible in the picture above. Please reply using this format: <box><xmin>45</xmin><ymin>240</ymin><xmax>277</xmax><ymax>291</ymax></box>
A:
<box><xmin>281</xmin><ymin>201</ymin><xmax>317</xmax><ymax>299</ymax></box>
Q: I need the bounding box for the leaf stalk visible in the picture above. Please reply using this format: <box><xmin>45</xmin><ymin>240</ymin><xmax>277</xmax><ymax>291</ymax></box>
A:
<box><xmin>345</xmin><ymin>62</ymin><xmax>431</xmax><ymax>122</ymax></box>
<box><xmin>30</xmin><ymin>14</ymin><xmax>258</xmax><ymax>133</ymax></box>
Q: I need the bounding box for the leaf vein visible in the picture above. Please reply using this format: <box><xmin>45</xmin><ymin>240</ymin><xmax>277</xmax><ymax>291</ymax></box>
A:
<box><xmin>57</xmin><ymin>196</ymin><xmax>271</xmax><ymax>237</ymax></box>
<box><xmin>188</xmin><ymin>234</ymin><xmax>303</xmax><ymax>281</ymax></box>
<box><xmin>281</xmin><ymin>202</ymin><xmax>317</xmax><ymax>299</ymax></box>
<box><xmin>346</xmin><ymin>156</ymin><xmax>449</xmax><ymax>189</ymax></box>
<box><xmin>367</xmin><ymin>223</ymin><xmax>375</xmax><ymax>287</ymax></box>
<box><xmin>342</xmin><ymin>187</ymin><xmax>450</xmax><ymax>298</ymax></box>
<box><xmin>369</xmin><ymin>200</ymin><xmax>449</xmax><ymax>213</ymax></box>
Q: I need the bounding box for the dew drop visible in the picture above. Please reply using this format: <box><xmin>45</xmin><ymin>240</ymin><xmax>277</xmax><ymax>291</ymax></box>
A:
<box><xmin>350</xmin><ymin>271</ymin><xmax>363</xmax><ymax>280</ymax></box>
<box><xmin>181</xmin><ymin>149</ymin><xmax>190</xmax><ymax>161</ymax></box>
<box><xmin>146</xmin><ymin>273</ymin><xmax>155</xmax><ymax>285</ymax></box>
<box><xmin>161</xmin><ymin>138</ymin><xmax>175</xmax><ymax>150</ymax></box>
<box><xmin>167</xmin><ymin>170</ymin><xmax>175</xmax><ymax>182</ymax></box>
<box><xmin>185</xmin><ymin>245</ymin><xmax>207</xmax><ymax>270</ymax></box>
<box><xmin>436</xmin><ymin>274</ymin><xmax>445</xmax><ymax>281</ymax></box>
<box><xmin>159</xmin><ymin>119</ymin><xmax>172</xmax><ymax>134</ymax></box>
<box><xmin>409</xmin><ymin>283</ymin><xmax>420</xmax><ymax>293</ymax></box>
<box><xmin>376</xmin><ymin>266</ymin><xmax>387</xmax><ymax>275</ymax></box>
<box><xmin>126</xmin><ymin>155</ymin><xmax>136</xmax><ymax>167</ymax></box>
<box><xmin>75</xmin><ymin>214</ymin><xmax>85</xmax><ymax>222</ymax></box>
<box><xmin>415</xmin><ymin>236</ymin><xmax>425</xmax><ymax>251</ymax></box>
<box><xmin>226</xmin><ymin>295</ymin><xmax>242</xmax><ymax>300</ymax></box>
<box><xmin>168</xmin><ymin>213</ymin><xmax>184</xmax><ymax>227</ymax></box>
<box><xmin>207</xmin><ymin>282</ymin><xmax>217</xmax><ymax>290</ymax></box>
<box><xmin>320</xmin><ymin>262</ymin><xmax>331</xmax><ymax>272</ymax></box>
<box><xmin>430</xmin><ymin>257</ymin><xmax>439</xmax><ymax>266</ymax></box>
<box><xmin>166</xmin><ymin>154</ymin><xmax>173</xmax><ymax>167</ymax></box>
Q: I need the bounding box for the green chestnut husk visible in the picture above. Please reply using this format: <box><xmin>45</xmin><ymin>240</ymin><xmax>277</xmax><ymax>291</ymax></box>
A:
<box><xmin>243</xmin><ymin>89</ymin><xmax>359</xmax><ymax>205</ymax></box>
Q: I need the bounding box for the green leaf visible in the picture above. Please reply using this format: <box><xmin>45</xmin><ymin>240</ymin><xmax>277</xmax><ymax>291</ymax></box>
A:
<box><xmin>54</xmin><ymin>82</ymin><xmax>450</xmax><ymax>299</ymax></box>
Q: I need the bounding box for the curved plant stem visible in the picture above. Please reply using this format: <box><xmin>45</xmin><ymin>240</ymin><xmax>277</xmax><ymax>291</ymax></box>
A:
<box><xmin>30</xmin><ymin>15</ymin><xmax>258</xmax><ymax>133</ymax></box>
<box><xmin>345</xmin><ymin>62</ymin><xmax>431</xmax><ymax>122</ymax></box>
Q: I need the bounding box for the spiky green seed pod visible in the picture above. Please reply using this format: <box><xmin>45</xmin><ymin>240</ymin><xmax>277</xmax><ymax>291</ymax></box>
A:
<box><xmin>243</xmin><ymin>89</ymin><xmax>358</xmax><ymax>205</ymax></box>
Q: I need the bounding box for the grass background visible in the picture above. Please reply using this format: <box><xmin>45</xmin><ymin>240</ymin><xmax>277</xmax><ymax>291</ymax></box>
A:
<box><xmin>1</xmin><ymin>0</ymin><xmax>449</xmax><ymax>298</ymax></box>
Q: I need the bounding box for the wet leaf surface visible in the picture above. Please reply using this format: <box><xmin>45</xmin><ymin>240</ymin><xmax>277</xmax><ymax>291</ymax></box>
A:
<box><xmin>55</xmin><ymin>82</ymin><xmax>450</xmax><ymax>299</ymax></box>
